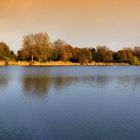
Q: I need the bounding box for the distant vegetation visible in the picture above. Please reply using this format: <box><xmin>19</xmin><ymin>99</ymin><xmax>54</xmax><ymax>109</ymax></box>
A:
<box><xmin>1</xmin><ymin>32</ymin><xmax>140</xmax><ymax>65</ymax></box>
<box><xmin>0</xmin><ymin>42</ymin><xmax>16</xmax><ymax>62</ymax></box>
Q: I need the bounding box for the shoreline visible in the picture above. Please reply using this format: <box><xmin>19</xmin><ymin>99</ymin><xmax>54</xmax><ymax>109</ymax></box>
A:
<box><xmin>0</xmin><ymin>61</ymin><xmax>130</xmax><ymax>66</ymax></box>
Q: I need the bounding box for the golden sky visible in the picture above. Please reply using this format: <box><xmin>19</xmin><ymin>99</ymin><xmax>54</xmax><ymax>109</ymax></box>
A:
<box><xmin>0</xmin><ymin>0</ymin><xmax>140</xmax><ymax>51</ymax></box>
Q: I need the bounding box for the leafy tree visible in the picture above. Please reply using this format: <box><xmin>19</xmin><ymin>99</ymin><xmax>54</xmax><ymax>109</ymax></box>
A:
<box><xmin>134</xmin><ymin>47</ymin><xmax>140</xmax><ymax>60</ymax></box>
<box><xmin>50</xmin><ymin>48</ymin><xmax>59</xmax><ymax>61</ymax></box>
<box><xmin>53</xmin><ymin>39</ymin><xmax>74</xmax><ymax>61</ymax></box>
<box><xmin>116</xmin><ymin>49</ymin><xmax>140</xmax><ymax>65</ymax></box>
<box><xmin>0</xmin><ymin>42</ymin><xmax>15</xmax><ymax>61</ymax></box>
<box><xmin>96</xmin><ymin>46</ymin><xmax>113</xmax><ymax>62</ymax></box>
<box><xmin>70</xmin><ymin>47</ymin><xmax>80</xmax><ymax>62</ymax></box>
<box><xmin>90</xmin><ymin>48</ymin><xmax>97</xmax><ymax>61</ymax></box>
<box><xmin>116</xmin><ymin>50</ymin><xmax>128</xmax><ymax>63</ymax></box>
<box><xmin>15</xmin><ymin>32</ymin><xmax>140</xmax><ymax>65</ymax></box>
<box><xmin>79</xmin><ymin>48</ymin><xmax>92</xmax><ymax>64</ymax></box>
<box><xmin>20</xmin><ymin>32</ymin><xmax>52</xmax><ymax>62</ymax></box>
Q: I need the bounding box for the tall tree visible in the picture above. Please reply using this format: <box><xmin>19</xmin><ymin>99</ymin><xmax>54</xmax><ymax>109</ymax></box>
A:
<box><xmin>20</xmin><ymin>32</ymin><xmax>52</xmax><ymax>62</ymax></box>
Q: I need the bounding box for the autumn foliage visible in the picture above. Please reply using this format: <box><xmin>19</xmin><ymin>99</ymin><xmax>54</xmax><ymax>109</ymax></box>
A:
<box><xmin>1</xmin><ymin>32</ymin><xmax>140</xmax><ymax>65</ymax></box>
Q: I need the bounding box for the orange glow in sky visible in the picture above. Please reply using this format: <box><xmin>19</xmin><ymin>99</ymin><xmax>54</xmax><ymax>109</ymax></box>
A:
<box><xmin>0</xmin><ymin>0</ymin><xmax>140</xmax><ymax>51</ymax></box>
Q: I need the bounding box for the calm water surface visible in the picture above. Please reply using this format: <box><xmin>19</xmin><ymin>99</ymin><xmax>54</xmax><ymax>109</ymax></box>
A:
<box><xmin>0</xmin><ymin>66</ymin><xmax>140</xmax><ymax>140</ymax></box>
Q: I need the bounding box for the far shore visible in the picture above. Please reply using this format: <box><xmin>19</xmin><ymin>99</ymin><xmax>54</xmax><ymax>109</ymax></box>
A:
<box><xmin>0</xmin><ymin>61</ymin><xmax>130</xmax><ymax>66</ymax></box>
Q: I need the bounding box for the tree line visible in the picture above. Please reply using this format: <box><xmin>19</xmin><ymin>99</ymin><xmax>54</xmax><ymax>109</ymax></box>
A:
<box><xmin>1</xmin><ymin>32</ymin><xmax>140</xmax><ymax>65</ymax></box>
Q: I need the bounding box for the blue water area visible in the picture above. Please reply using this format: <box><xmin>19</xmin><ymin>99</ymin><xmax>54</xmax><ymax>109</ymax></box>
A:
<box><xmin>0</xmin><ymin>66</ymin><xmax>140</xmax><ymax>140</ymax></box>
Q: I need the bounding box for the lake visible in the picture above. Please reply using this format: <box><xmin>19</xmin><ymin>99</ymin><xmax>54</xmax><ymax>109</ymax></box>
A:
<box><xmin>0</xmin><ymin>66</ymin><xmax>140</xmax><ymax>140</ymax></box>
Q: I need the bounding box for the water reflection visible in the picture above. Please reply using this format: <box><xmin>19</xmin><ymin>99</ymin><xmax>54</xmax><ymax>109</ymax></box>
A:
<box><xmin>1</xmin><ymin>66</ymin><xmax>140</xmax><ymax>140</ymax></box>
<box><xmin>0</xmin><ymin>67</ymin><xmax>9</xmax><ymax>89</ymax></box>
<box><xmin>52</xmin><ymin>76</ymin><xmax>96</xmax><ymax>91</ymax></box>
<box><xmin>21</xmin><ymin>74</ymin><xmax>114</xmax><ymax>98</ymax></box>
<box><xmin>22</xmin><ymin>75</ymin><xmax>50</xmax><ymax>98</ymax></box>
<box><xmin>21</xmin><ymin>73</ymin><xmax>140</xmax><ymax>99</ymax></box>
<box><xmin>0</xmin><ymin>77</ymin><xmax>8</xmax><ymax>88</ymax></box>
<box><xmin>116</xmin><ymin>75</ymin><xmax>140</xmax><ymax>88</ymax></box>
<box><xmin>22</xmin><ymin>74</ymin><xmax>111</xmax><ymax>97</ymax></box>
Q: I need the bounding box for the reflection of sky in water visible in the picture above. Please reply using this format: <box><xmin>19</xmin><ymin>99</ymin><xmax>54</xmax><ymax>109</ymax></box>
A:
<box><xmin>0</xmin><ymin>66</ymin><xmax>140</xmax><ymax>140</ymax></box>
<box><xmin>0</xmin><ymin>66</ymin><xmax>140</xmax><ymax>98</ymax></box>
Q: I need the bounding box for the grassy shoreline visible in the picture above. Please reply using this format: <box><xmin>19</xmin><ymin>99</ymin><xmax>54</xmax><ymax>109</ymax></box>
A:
<box><xmin>0</xmin><ymin>61</ymin><xmax>130</xmax><ymax>66</ymax></box>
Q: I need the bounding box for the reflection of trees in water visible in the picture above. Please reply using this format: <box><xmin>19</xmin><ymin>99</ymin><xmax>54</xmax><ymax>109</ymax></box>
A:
<box><xmin>0</xmin><ymin>76</ymin><xmax>9</xmax><ymax>88</ymax></box>
<box><xmin>53</xmin><ymin>76</ymin><xmax>77</xmax><ymax>91</ymax></box>
<box><xmin>0</xmin><ymin>68</ymin><xmax>10</xmax><ymax>89</ymax></box>
<box><xmin>22</xmin><ymin>75</ymin><xmax>51</xmax><ymax>98</ymax></box>
<box><xmin>94</xmin><ymin>76</ymin><xmax>112</xmax><ymax>87</ymax></box>
<box><xmin>22</xmin><ymin>75</ymin><xmax>78</xmax><ymax>98</ymax></box>
<box><xmin>133</xmin><ymin>76</ymin><xmax>140</xmax><ymax>86</ymax></box>
<box><xmin>53</xmin><ymin>76</ymin><xmax>113</xmax><ymax>91</ymax></box>
<box><xmin>22</xmin><ymin>72</ymin><xmax>140</xmax><ymax>99</ymax></box>
<box><xmin>117</xmin><ymin>75</ymin><xmax>140</xmax><ymax>88</ymax></box>
<box><xmin>22</xmin><ymin>74</ymin><xmax>114</xmax><ymax>98</ymax></box>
